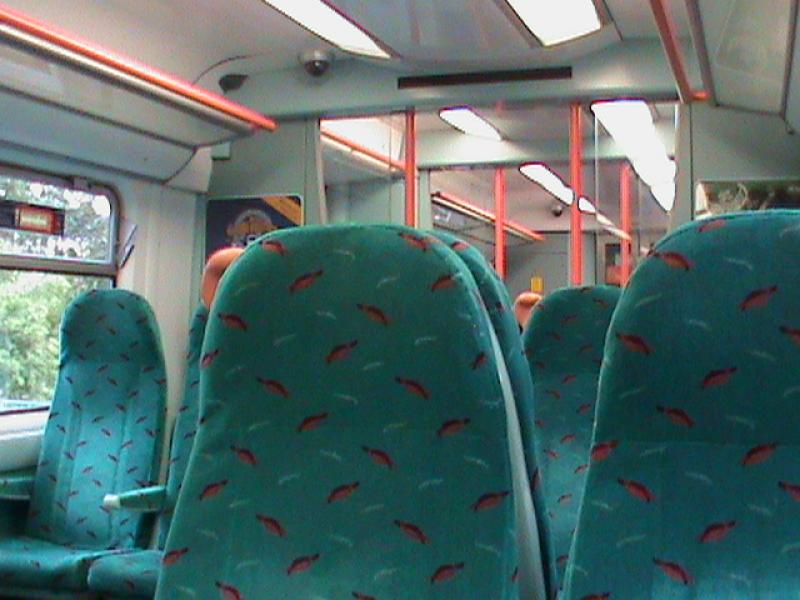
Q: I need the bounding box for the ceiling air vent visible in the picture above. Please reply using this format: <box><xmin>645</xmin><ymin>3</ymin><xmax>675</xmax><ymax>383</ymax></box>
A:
<box><xmin>398</xmin><ymin>67</ymin><xmax>572</xmax><ymax>90</ymax></box>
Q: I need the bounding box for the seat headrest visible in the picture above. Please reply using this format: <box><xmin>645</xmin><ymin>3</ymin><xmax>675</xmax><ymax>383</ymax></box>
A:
<box><xmin>61</xmin><ymin>289</ymin><xmax>163</xmax><ymax>366</ymax></box>
<box><xmin>160</xmin><ymin>224</ymin><xmax>523</xmax><ymax>598</ymax></box>
<box><xmin>597</xmin><ymin>210</ymin><xmax>800</xmax><ymax>444</ymax></box>
<box><xmin>525</xmin><ymin>286</ymin><xmax>621</xmax><ymax>376</ymax></box>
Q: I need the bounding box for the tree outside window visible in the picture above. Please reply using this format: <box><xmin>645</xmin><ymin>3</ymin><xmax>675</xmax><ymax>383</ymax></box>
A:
<box><xmin>0</xmin><ymin>172</ymin><xmax>116</xmax><ymax>411</ymax></box>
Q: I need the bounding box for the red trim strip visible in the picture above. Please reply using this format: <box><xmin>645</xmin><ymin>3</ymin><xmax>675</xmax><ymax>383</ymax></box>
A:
<box><xmin>620</xmin><ymin>163</ymin><xmax>633</xmax><ymax>285</ymax></box>
<box><xmin>0</xmin><ymin>4</ymin><xmax>277</xmax><ymax>131</ymax></box>
<box><xmin>649</xmin><ymin>0</ymin><xmax>706</xmax><ymax>103</ymax></box>
<box><xmin>320</xmin><ymin>127</ymin><xmax>406</xmax><ymax>171</ymax></box>
<box><xmin>432</xmin><ymin>191</ymin><xmax>545</xmax><ymax>242</ymax></box>
<box><xmin>405</xmin><ymin>110</ymin><xmax>419</xmax><ymax>227</ymax></box>
<box><xmin>569</xmin><ymin>104</ymin><xmax>583</xmax><ymax>286</ymax></box>
<box><xmin>494</xmin><ymin>168</ymin><xmax>507</xmax><ymax>278</ymax></box>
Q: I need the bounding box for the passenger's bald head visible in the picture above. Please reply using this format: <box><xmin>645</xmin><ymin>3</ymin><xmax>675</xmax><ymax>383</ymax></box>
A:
<box><xmin>514</xmin><ymin>292</ymin><xmax>543</xmax><ymax>331</ymax></box>
<box><xmin>201</xmin><ymin>247</ymin><xmax>245</xmax><ymax>309</ymax></box>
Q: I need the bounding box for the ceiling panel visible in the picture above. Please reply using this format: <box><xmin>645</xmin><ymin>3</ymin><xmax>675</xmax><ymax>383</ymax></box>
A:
<box><xmin>328</xmin><ymin>0</ymin><xmax>620</xmax><ymax>68</ymax></box>
<box><xmin>1</xmin><ymin>0</ymin><xmax>325</xmax><ymax>84</ymax></box>
<box><xmin>0</xmin><ymin>42</ymin><xmax>253</xmax><ymax>147</ymax></box>
<box><xmin>418</xmin><ymin>104</ymin><xmax>591</xmax><ymax>143</ymax></box>
<box><xmin>0</xmin><ymin>87</ymin><xmax>194</xmax><ymax>180</ymax></box>
<box><xmin>606</xmin><ymin>0</ymin><xmax>703</xmax><ymax>91</ymax></box>
<box><xmin>4</xmin><ymin>0</ymin><xmax>681</xmax><ymax>102</ymax></box>
<box><xmin>700</xmin><ymin>0</ymin><xmax>793</xmax><ymax>113</ymax></box>
<box><xmin>606</xmin><ymin>0</ymin><xmax>689</xmax><ymax>38</ymax></box>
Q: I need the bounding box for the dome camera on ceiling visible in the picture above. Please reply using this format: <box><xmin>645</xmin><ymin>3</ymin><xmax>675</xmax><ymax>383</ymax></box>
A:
<box><xmin>299</xmin><ymin>50</ymin><xmax>334</xmax><ymax>77</ymax></box>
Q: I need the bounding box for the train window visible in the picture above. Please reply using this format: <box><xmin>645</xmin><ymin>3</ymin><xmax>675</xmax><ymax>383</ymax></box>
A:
<box><xmin>0</xmin><ymin>168</ymin><xmax>117</xmax><ymax>423</ymax></box>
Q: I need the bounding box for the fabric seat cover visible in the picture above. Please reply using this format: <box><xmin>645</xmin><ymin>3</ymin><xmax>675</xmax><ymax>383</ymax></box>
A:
<box><xmin>86</xmin><ymin>548</ymin><xmax>162</xmax><ymax>597</ymax></box>
<box><xmin>0</xmin><ymin>537</ymin><xmax>125</xmax><ymax>591</ymax></box>
<box><xmin>156</xmin><ymin>224</ymin><xmax>524</xmax><ymax>599</ymax></box>
<box><xmin>87</xmin><ymin>304</ymin><xmax>208</xmax><ymax>597</ymax></box>
<box><xmin>523</xmin><ymin>286</ymin><xmax>620</xmax><ymax>596</ymax></box>
<box><xmin>429</xmin><ymin>232</ymin><xmax>537</xmax><ymax>477</ymax></box>
<box><xmin>430</xmin><ymin>231</ymin><xmax>547</xmax><ymax>597</ymax></box>
<box><xmin>563</xmin><ymin>211</ymin><xmax>800</xmax><ymax>599</ymax></box>
<box><xmin>0</xmin><ymin>289</ymin><xmax>166</xmax><ymax>592</ymax></box>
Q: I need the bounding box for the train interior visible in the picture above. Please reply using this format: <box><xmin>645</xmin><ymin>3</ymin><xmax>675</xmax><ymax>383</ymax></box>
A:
<box><xmin>0</xmin><ymin>0</ymin><xmax>799</xmax><ymax>598</ymax></box>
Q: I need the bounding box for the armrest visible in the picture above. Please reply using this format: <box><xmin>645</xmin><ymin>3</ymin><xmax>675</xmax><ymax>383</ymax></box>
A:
<box><xmin>103</xmin><ymin>485</ymin><xmax>166</xmax><ymax>512</ymax></box>
<box><xmin>0</xmin><ymin>468</ymin><xmax>35</xmax><ymax>501</ymax></box>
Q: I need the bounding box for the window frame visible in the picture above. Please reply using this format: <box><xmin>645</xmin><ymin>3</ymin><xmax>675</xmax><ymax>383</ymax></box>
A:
<box><xmin>0</xmin><ymin>164</ymin><xmax>120</xmax><ymax>278</ymax></box>
<box><xmin>0</xmin><ymin>164</ymin><xmax>120</xmax><ymax>424</ymax></box>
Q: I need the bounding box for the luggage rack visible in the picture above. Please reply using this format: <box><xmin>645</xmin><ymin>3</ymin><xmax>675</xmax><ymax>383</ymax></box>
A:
<box><xmin>0</xmin><ymin>3</ymin><xmax>276</xmax><ymax>181</ymax></box>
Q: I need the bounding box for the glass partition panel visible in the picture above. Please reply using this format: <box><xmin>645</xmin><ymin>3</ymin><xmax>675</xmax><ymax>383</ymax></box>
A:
<box><xmin>420</xmin><ymin>102</ymin><xmax>572</xmax><ymax>298</ymax></box>
<box><xmin>592</xmin><ymin>101</ymin><xmax>677</xmax><ymax>286</ymax></box>
<box><xmin>321</xmin><ymin>113</ymin><xmax>406</xmax><ymax>224</ymax></box>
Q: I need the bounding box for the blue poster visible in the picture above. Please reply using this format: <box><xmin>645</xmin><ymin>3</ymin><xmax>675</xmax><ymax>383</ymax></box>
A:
<box><xmin>205</xmin><ymin>195</ymin><xmax>303</xmax><ymax>258</ymax></box>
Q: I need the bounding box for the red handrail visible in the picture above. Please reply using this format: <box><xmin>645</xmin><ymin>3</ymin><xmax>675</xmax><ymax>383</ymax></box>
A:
<box><xmin>569</xmin><ymin>103</ymin><xmax>583</xmax><ymax>286</ymax></box>
<box><xmin>494</xmin><ymin>168</ymin><xmax>507</xmax><ymax>278</ymax></box>
<box><xmin>432</xmin><ymin>190</ymin><xmax>545</xmax><ymax>242</ymax></box>
<box><xmin>0</xmin><ymin>3</ymin><xmax>277</xmax><ymax>131</ymax></box>
<box><xmin>405</xmin><ymin>111</ymin><xmax>419</xmax><ymax>226</ymax></box>
<box><xmin>320</xmin><ymin>127</ymin><xmax>406</xmax><ymax>171</ymax></box>
<box><xmin>649</xmin><ymin>0</ymin><xmax>706</xmax><ymax>103</ymax></box>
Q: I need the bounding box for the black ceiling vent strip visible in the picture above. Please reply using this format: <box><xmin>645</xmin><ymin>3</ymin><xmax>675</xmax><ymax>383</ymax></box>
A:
<box><xmin>398</xmin><ymin>67</ymin><xmax>572</xmax><ymax>89</ymax></box>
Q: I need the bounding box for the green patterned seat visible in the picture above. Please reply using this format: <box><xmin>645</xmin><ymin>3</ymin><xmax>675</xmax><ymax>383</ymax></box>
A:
<box><xmin>429</xmin><ymin>232</ymin><xmax>538</xmax><ymax>479</ymax></box>
<box><xmin>156</xmin><ymin>224</ymin><xmax>533</xmax><ymax>599</ymax></box>
<box><xmin>563</xmin><ymin>211</ymin><xmax>800</xmax><ymax>599</ymax></box>
<box><xmin>430</xmin><ymin>230</ymin><xmax>546</xmax><ymax>597</ymax></box>
<box><xmin>87</xmin><ymin>549</ymin><xmax>162</xmax><ymax>597</ymax></box>
<box><xmin>0</xmin><ymin>289</ymin><xmax>166</xmax><ymax>595</ymax></box>
<box><xmin>87</xmin><ymin>304</ymin><xmax>209</xmax><ymax>598</ymax></box>
<box><xmin>523</xmin><ymin>286</ymin><xmax>620</xmax><ymax>597</ymax></box>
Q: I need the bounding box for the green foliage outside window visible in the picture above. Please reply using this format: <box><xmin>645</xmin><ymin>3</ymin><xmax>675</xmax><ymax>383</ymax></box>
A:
<box><xmin>0</xmin><ymin>272</ymin><xmax>109</xmax><ymax>405</ymax></box>
<box><xmin>0</xmin><ymin>173</ymin><xmax>115</xmax><ymax>410</ymax></box>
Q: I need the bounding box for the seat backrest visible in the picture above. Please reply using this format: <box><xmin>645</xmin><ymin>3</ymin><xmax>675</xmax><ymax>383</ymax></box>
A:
<box><xmin>28</xmin><ymin>289</ymin><xmax>166</xmax><ymax>550</ymax></box>
<box><xmin>563</xmin><ymin>211</ymin><xmax>800</xmax><ymax>599</ymax></box>
<box><xmin>429</xmin><ymin>231</ymin><xmax>537</xmax><ymax>478</ymax></box>
<box><xmin>157</xmin><ymin>303</ymin><xmax>208</xmax><ymax>548</ymax></box>
<box><xmin>158</xmin><ymin>224</ymin><xmax>523</xmax><ymax>599</ymax></box>
<box><xmin>430</xmin><ymin>230</ymin><xmax>546</xmax><ymax>597</ymax></box>
<box><xmin>523</xmin><ymin>285</ymin><xmax>620</xmax><ymax>595</ymax></box>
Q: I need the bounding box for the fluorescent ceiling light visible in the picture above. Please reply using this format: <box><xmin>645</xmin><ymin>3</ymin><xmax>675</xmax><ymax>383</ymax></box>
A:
<box><xmin>578</xmin><ymin>197</ymin><xmax>597</xmax><ymax>214</ymax></box>
<box><xmin>596</xmin><ymin>212</ymin><xmax>630</xmax><ymax>238</ymax></box>
<box><xmin>651</xmin><ymin>181</ymin><xmax>676</xmax><ymax>212</ymax></box>
<box><xmin>592</xmin><ymin>99</ymin><xmax>676</xmax><ymax>212</ymax></box>
<box><xmin>432</xmin><ymin>191</ymin><xmax>545</xmax><ymax>242</ymax></box>
<box><xmin>592</xmin><ymin>100</ymin><xmax>656</xmax><ymax>156</ymax></box>
<box><xmin>520</xmin><ymin>163</ymin><xmax>574</xmax><ymax>205</ymax></box>
<box><xmin>596</xmin><ymin>212</ymin><xmax>613</xmax><ymax>227</ymax></box>
<box><xmin>439</xmin><ymin>107</ymin><xmax>502</xmax><ymax>141</ymax></box>
<box><xmin>522</xmin><ymin>163</ymin><xmax>625</xmax><ymax>232</ymax></box>
<box><xmin>505</xmin><ymin>0</ymin><xmax>602</xmax><ymax>46</ymax></box>
<box><xmin>262</xmin><ymin>0</ymin><xmax>390</xmax><ymax>59</ymax></box>
<box><xmin>605</xmin><ymin>226</ymin><xmax>632</xmax><ymax>241</ymax></box>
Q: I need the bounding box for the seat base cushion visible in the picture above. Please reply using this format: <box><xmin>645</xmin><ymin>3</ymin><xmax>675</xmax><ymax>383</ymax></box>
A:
<box><xmin>87</xmin><ymin>549</ymin><xmax>160</xmax><ymax>598</ymax></box>
<box><xmin>0</xmin><ymin>536</ymin><xmax>122</xmax><ymax>591</ymax></box>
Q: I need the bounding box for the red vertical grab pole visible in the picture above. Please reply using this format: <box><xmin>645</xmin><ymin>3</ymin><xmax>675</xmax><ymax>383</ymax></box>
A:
<box><xmin>494</xmin><ymin>168</ymin><xmax>507</xmax><ymax>278</ymax></box>
<box><xmin>569</xmin><ymin>103</ymin><xmax>584</xmax><ymax>286</ymax></box>
<box><xmin>404</xmin><ymin>109</ymin><xmax>418</xmax><ymax>227</ymax></box>
<box><xmin>620</xmin><ymin>163</ymin><xmax>633</xmax><ymax>285</ymax></box>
